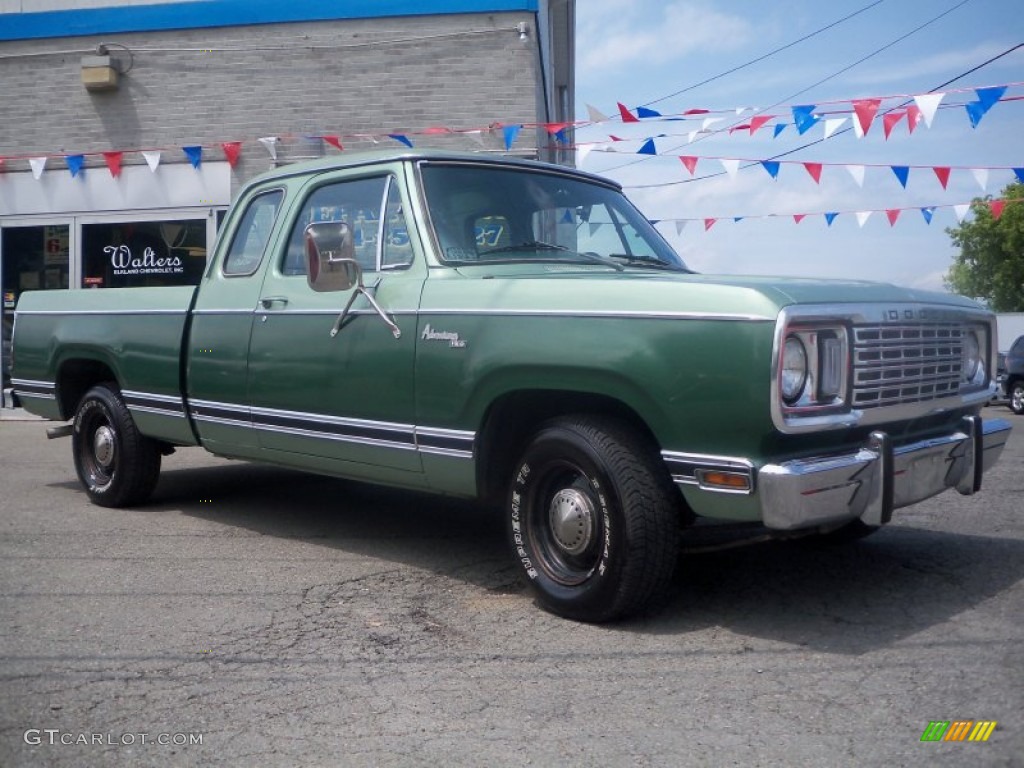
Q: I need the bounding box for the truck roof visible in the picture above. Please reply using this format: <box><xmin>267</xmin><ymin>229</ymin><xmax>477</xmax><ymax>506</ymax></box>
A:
<box><xmin>240</xmin><ymin>148</ymin><xmax>620</xmax><ymax>192</ymax></box>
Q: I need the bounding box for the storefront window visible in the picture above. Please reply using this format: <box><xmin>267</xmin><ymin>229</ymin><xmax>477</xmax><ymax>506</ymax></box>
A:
<box><xmin>2</xmin><ymin>225</ymin><xmax>71</xmax><ymax>386</ymax></box>
<box><xmin>81</xmin><ymin>219</ymin><xmax>207</xmax><ymax>289</ymax></box>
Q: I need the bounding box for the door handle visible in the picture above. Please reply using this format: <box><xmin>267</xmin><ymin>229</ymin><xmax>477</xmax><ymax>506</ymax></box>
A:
<box><xmin>259</xmin><ymin>296</ymin><xmax>289</xmax><ymax>309</ymax></box>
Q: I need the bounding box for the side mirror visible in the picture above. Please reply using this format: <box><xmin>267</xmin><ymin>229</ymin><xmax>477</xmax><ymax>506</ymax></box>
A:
<box><xmin>305</xmin><ymin>222</ymin><xmax>361</xmax><ymax>292</ymax></box>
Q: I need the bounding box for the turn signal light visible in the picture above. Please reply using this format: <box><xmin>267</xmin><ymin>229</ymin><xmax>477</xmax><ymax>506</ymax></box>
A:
<box><xmin>697</xmin><ymin>470</ymin><xmax>751</xmax><ymax>492</ymax></box>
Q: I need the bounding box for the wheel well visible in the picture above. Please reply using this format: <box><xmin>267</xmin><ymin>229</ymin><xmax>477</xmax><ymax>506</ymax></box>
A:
<box><xmin>56</xmin><ymin>359</ymin><xmax>117</xmax><ymax>420</ymax></box>
<box><xmin>475</xmin><ymin>390</ymin><xmax>665</xmax><ymax>508</ymax></box>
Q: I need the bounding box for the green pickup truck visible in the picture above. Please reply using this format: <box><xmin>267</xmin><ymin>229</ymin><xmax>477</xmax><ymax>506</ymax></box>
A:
<box><xmin>12</xmin><ymin>150</ymin><xmax>1012</xmax><ymax>622</ymax></box>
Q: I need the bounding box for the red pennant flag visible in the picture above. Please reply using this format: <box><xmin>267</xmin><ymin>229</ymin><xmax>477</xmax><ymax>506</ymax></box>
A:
<box><xmin>544</xmin><ymin>122</ymin><xmax>570</xmax><ymax>135</ymax></box>
<box><xmin>749</xmin><ymin>115</ymin><xmax>774</xmax><ymax>135</ymax></box>
<box><xmin>680</xmin><ymin>156</ymin><xmax>699</xmax><ymax>175</ymax></box>
<box><xmin>323</xmin><ymin>135</ymin><xmax>344</xmax><ymax>150</ymax></box>
<box><xmin>102</xmin><ymin>151</ymin><xmax>123</xmax><ymax>178</ymax></box>
<box><xmin>989</xmin><ymin>200</ymin><xmax>1005</xmax><ymax>220</ymax></box>
<box><xmin>704</xmin><ymin>218</ymin><xmax>716</xmax><ymax>231</ymax></box>
<box><xmin>609</xmin><ymin>135</ymin><xmax>625</xmax><ymax>142</ymax></box>
<box><xmin>886</xmin><ymin>209</ymin><xmax>901</xmax><ymax>226</ymax></box>
<box><xmin>852</xmin><ymin>98</ymin><xmax>882</xmax><ymax>135</ymax></box>
<box><xmin>221</xmin><ymin>141</ymin><xmax>242</xmax><ymax>168</ymax></box>
<box><xmin>793</xmin><ymin>214</ymin><xmax>806</xmax><ymax>224</ymax></box>
<box><xmin>683</xmin><ymin>108</ymin><xmax>710</xmax><ymax>115</ymax></box>
<box><xmin>882</xmin><ymin>111</ymin><xmax>905</xmax><ymax>140</ymax></box>
<box><xmin>932</xmin><ymin>166</ymin><xmax>951</xmax><ymax>189</ymax></box>
<box><xmin>617</xmin><ymin>103</ymin><xmax>639</xmax><ymax>123</ymax></box>
<box><xmin>729</xmin><ymin>124</ymin><xmax>751</xmax><ymax>134</ymax></box>
<box><xmin>906</xmin><ymin>104</ymin><xmax>922</xmax><ymax>134</ymax></box>
<box><xmin>422</xmin><ymin>126</ymin><xmax>451</xmax><ymax>135</ymax></box>
<box><xmin>803</xmin><ymin>162</ymin><xmax>823</xmax><ymax>184</ymax></box>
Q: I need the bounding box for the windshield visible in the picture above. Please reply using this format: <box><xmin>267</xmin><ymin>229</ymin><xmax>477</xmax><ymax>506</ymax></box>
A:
<box><xmin>419</xmin><ymin>163</ymin><xmax>689</xmax><ymax>272</ymax></box>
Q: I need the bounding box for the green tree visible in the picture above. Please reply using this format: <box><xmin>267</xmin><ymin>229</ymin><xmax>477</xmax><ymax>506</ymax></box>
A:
<box><xmin>944</xmin><ymin>181</ymin><xmax>1024</xmax><ymax>311</ymax></box>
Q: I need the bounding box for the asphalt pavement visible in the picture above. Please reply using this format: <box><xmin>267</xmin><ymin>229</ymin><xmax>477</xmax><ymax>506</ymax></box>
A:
<box><xmin>0</xmin><ymin>406</ymin><xmax>1021</xmax><ymax>767</ymax></box>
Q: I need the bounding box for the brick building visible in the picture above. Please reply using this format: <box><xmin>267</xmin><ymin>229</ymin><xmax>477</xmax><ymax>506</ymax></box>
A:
<box><xmin>0</xmin><ymin>0</ymin><xmax>575</xmax><ymax>385</ymax></box>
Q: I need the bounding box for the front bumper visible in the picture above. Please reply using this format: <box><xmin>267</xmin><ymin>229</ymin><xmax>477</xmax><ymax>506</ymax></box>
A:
<box><xmin>758</xmin><ymin>416</ymin><xmax>1012</xmax><ymax>531</ymax></box>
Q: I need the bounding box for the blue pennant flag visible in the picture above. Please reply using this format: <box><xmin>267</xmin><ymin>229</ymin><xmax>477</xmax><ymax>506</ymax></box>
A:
<box><xmin>791</xmin><ymin>105</ymin><xmax>820</xmax><ymax>135</ymax></box>
<box><xmin>65</xmin><ymin>154</ymin><xmax>85</xmax><ymax>177</ymax></box>
<box><xmin>553</xmin><ymin>128</ymin><xmax>569</xmax><ymax>144</ymax></box>
<box><xmin>761</xmin><ymin>160</ymin><xmax>780</xmax><ymax>179</ymax></box>
<box><xmin>773</xmin><ymin>123</ymin><xmax>787</xmax><ymax>138</ymax></box>
<box><xmin>637</xmin><ymin>138</ymin><xmax>657</xmax><ymax>156</ymax></box>
<box><xmin>920</xmin><ymin>207</ymin><xmax>935</xmax><ymax>225</ymax></box>
<box><xmin>733</xmin><ymin>217</ymin><xmax>744</xmax><ymax>223</ymax></box>
<box><xmin>824</xmin><ymin>212</ymin><xmax>839</xmax><ymax>227</ymax></box>
<box><xmin>636</xmin><ymin>106</ymin><xmax>662</xmax><ymax>119</ymax></box>
<box><xmin>976</xmin><ymin>85</ymin><xmax>1007</xmax><ymax>111</ymax></box>
<box><xmin>891</xmin><ymin>165</ymin><xmax>910</xmax><ymax>188</ymax></box>
<box><xmin>502</xmin><ymin>124</ymin><xmax>522</xmax><ymax>151</ymax></box>
<box><xmin>388</xmin><ymin>134</ymin><xmax>413</xmax><ymax>148</ymax></box>
<box><xmin>182</xmin><ymin>145</ymin><xmax>202</xmax><ymax>168</ymax></box>
<box><xmin>1014</xmin><ymin>168</ymin><xmax>1024</xmax><ymax>184</ymax></box>
<box><xmin>562</xmin><ymin>209</ymin><xmax>574</xmax><ymax>223</ymax></box>
<box><xmin>964</xmin><ymin>101</ymin><xmax>988</xmax><ymax>129</ymax></box>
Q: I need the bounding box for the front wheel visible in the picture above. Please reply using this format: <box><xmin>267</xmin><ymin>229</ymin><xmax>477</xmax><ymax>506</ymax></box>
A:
<box><xmin>507</xmin><ymin>416</ymin><xmax>681</xmax><ymax>622</ymax></box>
<box><xmin>72</xmin><ymin>383</ymin><xmax>161</xmax><ymax>507</ymax></box>
<box><xmin>1010</xmin><ymin>381</ymin><xmax>1024</xmax><ymax>415</ymax></box>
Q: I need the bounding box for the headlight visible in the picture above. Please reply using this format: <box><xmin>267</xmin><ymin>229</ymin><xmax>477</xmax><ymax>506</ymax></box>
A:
<box><xmin>962</xmin><ymin>330</ymin><xmax>981</xmax><ymax>382</ymax></box>
<box><xmin>781</xmin><ymin>335</ymin><xmax>808</xmax><ymax>403</ymax></box>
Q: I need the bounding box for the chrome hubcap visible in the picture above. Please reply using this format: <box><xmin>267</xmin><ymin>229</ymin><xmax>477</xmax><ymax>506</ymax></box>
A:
<box><xmin>93</xmin><ymin>426</ymin><xmax>116</xmax><ymax>468</ymax></box>
<box><xmin>548</xmin><ymin>488</ymin><xmax>595</xmax><ymax>556</ymax></box>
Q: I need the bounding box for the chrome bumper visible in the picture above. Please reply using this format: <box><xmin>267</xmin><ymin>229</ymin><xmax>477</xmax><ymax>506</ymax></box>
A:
<box><xmin>758</xmin><ymin>416</ymin><xmax>1012</xmax><ymax>531</ymax></box>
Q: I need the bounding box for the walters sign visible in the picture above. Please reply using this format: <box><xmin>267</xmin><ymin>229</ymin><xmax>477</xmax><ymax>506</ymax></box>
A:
<box><xmin>106</xmin><ymin>245</ymin><xmax>183</xmax><ymax>277</ymax></box>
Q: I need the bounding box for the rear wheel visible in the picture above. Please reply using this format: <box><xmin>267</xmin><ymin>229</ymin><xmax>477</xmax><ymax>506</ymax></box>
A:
<box><xmin>72</xmin><ymin>383</ymin><xmax>161</xmax><ymax>507</ymax></box>
<box><xmin>507</xmin><ymin>415</ymin><xmax>680</xmax><ymax>622</ymax></box>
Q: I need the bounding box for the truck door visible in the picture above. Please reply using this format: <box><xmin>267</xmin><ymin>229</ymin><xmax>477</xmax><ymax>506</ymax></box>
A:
<box><xmin>246</xmin><ymin>170</ymin><xmax>424</xmax><ymax>478</ymax></box>
<box><xmin>188</xmin><ymin>186</ymin><xmax>287</xmax><ymax>455</ymax></box>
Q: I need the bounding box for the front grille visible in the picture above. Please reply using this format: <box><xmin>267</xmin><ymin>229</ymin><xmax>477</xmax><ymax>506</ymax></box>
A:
<box><xmin>852</xmin><ymin>322</ymin><xmax>963</xmax><ymax>408</ymax></box>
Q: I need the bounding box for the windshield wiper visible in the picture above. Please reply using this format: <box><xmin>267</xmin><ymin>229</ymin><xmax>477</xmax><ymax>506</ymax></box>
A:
<box><xmin>480</xmin><ymin>241</ymin><xmax>625</xmax><ymax>271</ymax></box>
<box><xmin>607</xmin><ymin>253</ymin><xmax>682</xmax><ymax>271</ymax></box>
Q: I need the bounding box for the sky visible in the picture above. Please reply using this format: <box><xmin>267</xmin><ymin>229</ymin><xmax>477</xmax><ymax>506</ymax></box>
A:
<box><xmin>573</xmin><ymin>0</ymin><xmax>1024</xmax><ymax>293</ymax></box>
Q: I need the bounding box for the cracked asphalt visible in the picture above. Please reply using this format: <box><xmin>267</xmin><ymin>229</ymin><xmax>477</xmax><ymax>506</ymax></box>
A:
<box><xmin>1</xmin><ymin>408</ymin><xmax>1021</xmax><ymax>767</ymax></box>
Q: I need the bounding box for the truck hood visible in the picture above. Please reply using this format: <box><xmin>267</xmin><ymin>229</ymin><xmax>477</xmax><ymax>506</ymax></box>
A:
<box><xmin>438</xmin><ymin>266</ymin><xmax>982</xmax><ymax>319</ymax></box>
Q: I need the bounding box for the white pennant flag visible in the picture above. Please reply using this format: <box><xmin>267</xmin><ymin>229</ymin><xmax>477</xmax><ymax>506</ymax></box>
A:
<box><xmin>687</xmin><ymin>130</ymin><xmax>698</xmax><ymax>144</ymax></box>
<box><xmin>701</xmin><ymin>117</ymin><xmax>723</xmax><ymax>132</ymax></box>
<box><xmin>846</xmin><ymin>164</ymin><xmax>866</xmax><ymax>187</ymax></box>
<box><xmin>142</xmin><ymin>151</ymin><xmax>161</xmax><ymax>172</ymax></box>
<box><xmin>466</xmin><ymin>130</ymin><xmax>487</xmax><ymax>148</ymax></box>
<box><xmin>258</xmin><ymin>136</ymin><xmax>279</xmax><ymax>160</ymax></box>
<box><xmin>851</xmin><ymin>113</ymin><xmax>865</xmax><ymax>139</ymax></box>
<box><xmin>720</xmin><ymin>158</ymin><xmax>740</xmax><ymax>179</ymax></box>
<box><xmin>953</xmin><ymin>204</ymin><xmax>970</xmax><ymax>222</ymax></box>
<box><xmin>971</xmin><ymin>168</ymin><xmax>989</xmax><ymax>191</ymax></box>
<box><xmin>576</xmin><ymin>144</ymin><xmax>594</xmax><ymax>165</ymax></box>
<box><xmin>586</xmin><ymin>104</ymin><xmax>610</xmax><ymax>123</ymax></box>
<box><xmin>29</xmin><ymin>157</ymin><xmax>47</xmax><ymax>179</ymax></box>
<box><xmin>913</xmin><ymin>93</ymin><xmax>945</xmax><ymax>128</ymax></box>
<box><xmin>588</xmin><ymin>222</ymin><xmax>604</xmax><ymax>237</ymax></box>
<box><xmin>855</xmin><ymin>211</ymin><xmax>873</xmax><ymax>228</ymax></box>
<box><xmin>823</xmin><ymin>117</ymin><xmax>848</xmax><ymax>139</ymax></box>
<box><xmin>735</xmin><ymin>107</ymin><xmax>747</xmax><ymax>116</ymax></box>
<box><xmin>675</xmin><ymin>221</ymin><xmax>687</xmax><ymax>235</ymax></box>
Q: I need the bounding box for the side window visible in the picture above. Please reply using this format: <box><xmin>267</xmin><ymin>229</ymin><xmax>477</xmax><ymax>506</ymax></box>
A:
<box><xmin>282</xmin><ymin>176</ymin><xmax>390</xmax><ymax>276</ymax></box>
<box><xmin>382</xmin><ymin>180</ymin><xmax>413</xmax><ymax>269</ymax></box>
<box><xmin>222</xmin><ymin>189</ymin><xmax>283</xmax><ymax>276</ymax></box>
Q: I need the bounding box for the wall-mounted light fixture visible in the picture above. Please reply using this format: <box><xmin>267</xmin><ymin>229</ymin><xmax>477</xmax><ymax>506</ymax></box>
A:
<box><xmin>81</xmin><ymin>43</ymin><xmax>132</xmax><ymax>92</ymax></box>
<box><xmin>517</xmin><ymin>22</ymin><xmax>529</xmax><ymax>42</ymax></box>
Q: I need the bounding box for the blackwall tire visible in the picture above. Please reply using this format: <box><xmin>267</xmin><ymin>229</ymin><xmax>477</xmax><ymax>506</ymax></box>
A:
<box><xmin>72</xmin><ymin>383</ymin><xmax>161</xmax><ymax>507</ymax></box>
<box><xmin>508</xmin><ymin>416</ymin><xmax>680</xmax><ymax>622</ymax></box>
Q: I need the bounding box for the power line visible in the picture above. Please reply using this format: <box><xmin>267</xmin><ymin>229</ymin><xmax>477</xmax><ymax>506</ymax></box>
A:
<box><xmin>604</xmin><ymin>0</ymin><xmax>977</xmax><ymax>179</ymax></box>
<box><xmin>640</xmin><ymin>0</ymin><xmax>887</xmax><ymax>108</ymax></box>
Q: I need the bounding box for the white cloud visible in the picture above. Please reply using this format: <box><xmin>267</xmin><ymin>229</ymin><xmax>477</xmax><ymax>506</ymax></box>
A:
<box><xmin>577</xmin><ymin>1</ymin><xmax>754</xmax><ymax>75</ymax></box>
<box><xmin>847</xmin><ymin>42</ymin><xmax>1019</xmax><ymax>86</ymax></box>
